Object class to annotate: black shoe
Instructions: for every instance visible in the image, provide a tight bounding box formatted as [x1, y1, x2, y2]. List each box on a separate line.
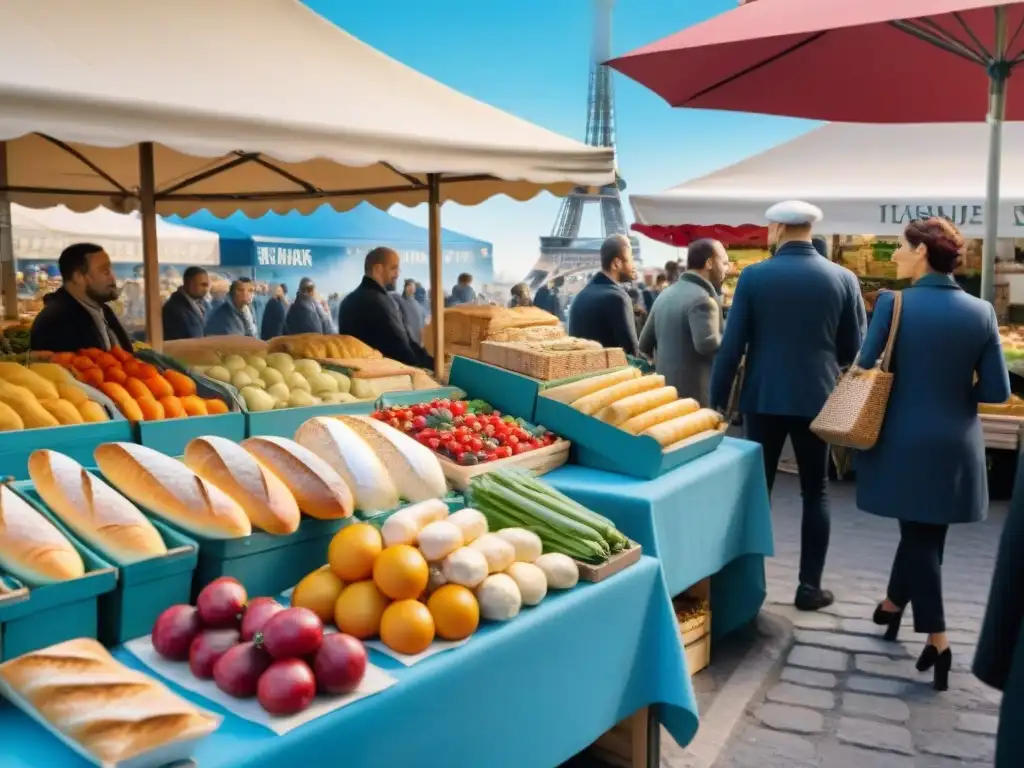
[794, 585, 834, 612]
[872, 603, 903, 642]
[932, 648, 952, 692]
[916, 644, 940, 672]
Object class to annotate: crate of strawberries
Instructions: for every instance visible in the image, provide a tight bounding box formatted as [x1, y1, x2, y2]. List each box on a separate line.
[369, 397, 569, 489]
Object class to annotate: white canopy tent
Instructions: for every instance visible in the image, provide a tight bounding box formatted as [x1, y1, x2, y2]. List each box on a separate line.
[11, 206, 220, 265]
[630, 122, 1024, 239]
[0, 0, 614, 373]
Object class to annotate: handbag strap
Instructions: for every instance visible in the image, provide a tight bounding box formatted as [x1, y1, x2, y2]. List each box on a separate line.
[879, 291, 903, 373]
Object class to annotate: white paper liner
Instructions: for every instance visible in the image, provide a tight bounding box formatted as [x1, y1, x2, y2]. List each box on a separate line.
[124, 636, 396, 735]
[364, 636, 469, 666]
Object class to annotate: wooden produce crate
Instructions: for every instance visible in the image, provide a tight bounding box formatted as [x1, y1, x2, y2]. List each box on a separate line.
[480, 339, 626, 381]
[589, 708, 653, 768]
[440, 439, 570, 491]
[981, 414, 1023, 451]
[675, 578, 712, 676]
[575, 540, 643, 583]
[424, 305, 563, 358]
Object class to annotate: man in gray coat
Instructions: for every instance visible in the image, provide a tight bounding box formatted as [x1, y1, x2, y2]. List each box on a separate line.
[639, 239, 730, 406]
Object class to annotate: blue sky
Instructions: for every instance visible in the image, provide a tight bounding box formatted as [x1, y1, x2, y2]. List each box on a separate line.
[304, 0, 819, 281]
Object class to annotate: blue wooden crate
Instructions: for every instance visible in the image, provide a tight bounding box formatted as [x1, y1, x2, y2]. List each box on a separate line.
[533, 395, 724, 480]
[448, 356, 543, 420]
[0, 518, 117, 661]
[245, 400, 375, 439]
[12, 482, 199, 646]
[375, 387, 467, 409]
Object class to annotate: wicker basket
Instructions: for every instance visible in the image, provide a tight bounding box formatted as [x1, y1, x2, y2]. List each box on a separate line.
[424, 305, 562, 358]
[480, 339, 621, 381]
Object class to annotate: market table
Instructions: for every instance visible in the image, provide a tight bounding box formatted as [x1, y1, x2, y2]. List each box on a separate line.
[0, 557, 697, 768]
[546, 437, 774, 640]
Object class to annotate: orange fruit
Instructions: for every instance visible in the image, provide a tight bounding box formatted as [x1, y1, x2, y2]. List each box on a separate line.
[78, 367, 104, 387]
[103, 367, 127, 385]
[180, 395, 209, 416]
[137, 398, 165, 421]
[124, 377, 150, 400]
[159, 395, 185, 419]
[380, 600, 435, 655]
[80, 348, 104, 361]
[111, 347, 133, 363]
[205, 398, 229, 415]
[426, 584, 480, 641]
[164, 369, 197, 397]
[334, 580, 390, 639]
[328, 523, 383, 582]
[292, 566, 344, 623]
[144, 375, 174, 399]
[373, 545, 429, 601]
[71, 355, 96, 371]
[118, 398, 143, 422]
[99, 382, 131, 403]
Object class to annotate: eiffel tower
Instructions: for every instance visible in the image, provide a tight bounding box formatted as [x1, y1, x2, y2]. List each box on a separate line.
[525, 0, 639, 290]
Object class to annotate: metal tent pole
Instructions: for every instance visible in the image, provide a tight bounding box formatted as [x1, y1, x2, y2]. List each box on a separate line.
[981, 6, 1008, 305]
[428, 173, 445, 382]
[139, 142, 163, 350]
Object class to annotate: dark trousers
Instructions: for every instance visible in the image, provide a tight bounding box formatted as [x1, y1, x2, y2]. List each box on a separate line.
[887, 520, 949, 634]
[745, 413, 830, 589]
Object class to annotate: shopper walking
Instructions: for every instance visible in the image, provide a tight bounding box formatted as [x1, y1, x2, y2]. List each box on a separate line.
[568, 235, 640, 356]
[857, 217, 1009, 690]
[710, 201, 866, 612]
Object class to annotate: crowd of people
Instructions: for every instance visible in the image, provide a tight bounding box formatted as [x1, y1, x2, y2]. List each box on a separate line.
[563, 204, 1010, 694]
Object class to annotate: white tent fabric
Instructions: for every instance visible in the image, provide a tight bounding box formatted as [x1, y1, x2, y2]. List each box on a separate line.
[0, 0, 614, 217]
[630, 123, 1024, 238]
[10, 206, 220, 265]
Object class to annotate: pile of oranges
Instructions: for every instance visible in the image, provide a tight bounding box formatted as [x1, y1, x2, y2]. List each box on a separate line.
[45, 347, 229, 422]
[292, 523, 480, 656]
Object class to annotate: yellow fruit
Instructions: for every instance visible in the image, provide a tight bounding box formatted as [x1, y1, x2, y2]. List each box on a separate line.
[373, 545, 429, 601]
[39, 399, 85, 426]
[380, 599, 435, 655]
[29, 362, 74, 387]
[334, 580, 390, 639]
[0, 400, 23, 431]
[426, 584, 480, 641]
[56, 381, 89, 406]
[328, 523, 383, 582]
[0, 382, 58, 428]
[292, 567, 344, 623]
[0, 362, 59, 400]
[77, 401, 109, 423]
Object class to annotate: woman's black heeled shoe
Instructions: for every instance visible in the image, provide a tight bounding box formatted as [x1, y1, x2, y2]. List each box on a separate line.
[928, 648, 951, 691]
[872, 603, 903, 642]
[916, 643, 939, 671]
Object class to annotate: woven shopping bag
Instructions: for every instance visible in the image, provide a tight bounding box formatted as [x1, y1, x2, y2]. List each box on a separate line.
[811, 291, 903, 450]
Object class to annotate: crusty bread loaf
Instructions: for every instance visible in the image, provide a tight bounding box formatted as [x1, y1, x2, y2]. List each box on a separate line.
[184, 436, 301, 535]
[0, 638, 220, 766]
[0, 484, 84, 585]
[94, 442, 251, 540]
[28, 450, 167, 565]
[240, 436, 354, 520]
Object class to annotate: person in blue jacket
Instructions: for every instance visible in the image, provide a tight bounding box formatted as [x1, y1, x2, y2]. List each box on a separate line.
[857, 217, 1009, 691]
[709, 201, 866, 612]
[284, 278, 333, 335]
[260, 283, 288, 341]
[568, 235, 640, 356]
[205, 278, 257, 338]
[161, 267, 209, 341]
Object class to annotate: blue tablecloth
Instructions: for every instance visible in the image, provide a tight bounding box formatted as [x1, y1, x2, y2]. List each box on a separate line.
[546, 437, 774, 639]
[0, 558, 697, 768]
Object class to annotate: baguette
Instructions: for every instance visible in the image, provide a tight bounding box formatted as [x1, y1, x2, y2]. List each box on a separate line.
[333, 415, 447, 502]
[0, 484, 84, 584]
[295, 417, 400, 511]
[241, 436, 354, 520]
[571, 374, 665, 416]
[28, 449, 167, 565]
[0, 638, 220, 766]
[540, 367, 641, 404]
[94, 442, 251, 540]
[183, 436, 301, 535]
[619, 398, 700, 435]
[643, 408, 722, 447]
[596, 386, 679, 427]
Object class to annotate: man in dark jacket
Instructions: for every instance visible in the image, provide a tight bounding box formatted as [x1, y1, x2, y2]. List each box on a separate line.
[339, 247, 433, 368]
[162, 266, 209, 341]
[30, 242, 132, 353]
[261, 283, 288, 340]
[285, 278, 333, 335]
[205, 278, 257, 337]
[534, 276, 565, 320]
[567, 235, 640, 356]
[709, 201, 866, 612]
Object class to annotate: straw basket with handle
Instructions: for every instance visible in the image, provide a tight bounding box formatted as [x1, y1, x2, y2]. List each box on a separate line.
[811, 291, 903, 450]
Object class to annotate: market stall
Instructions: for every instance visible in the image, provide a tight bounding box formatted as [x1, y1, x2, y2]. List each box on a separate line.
[176, 203, 494, 302]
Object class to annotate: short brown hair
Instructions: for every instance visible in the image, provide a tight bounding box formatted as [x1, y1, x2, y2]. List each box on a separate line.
[904, 217, 965, 274]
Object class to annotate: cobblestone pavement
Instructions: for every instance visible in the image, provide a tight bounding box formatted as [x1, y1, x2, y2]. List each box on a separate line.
[716, 473, 1007, 768]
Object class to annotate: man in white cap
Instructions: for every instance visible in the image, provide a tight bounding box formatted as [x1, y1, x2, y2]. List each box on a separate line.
[709, 201, 866, 612]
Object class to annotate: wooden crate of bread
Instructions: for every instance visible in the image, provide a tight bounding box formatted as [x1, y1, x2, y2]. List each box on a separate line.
[480, 338, 623, 380]
[674, 578, 711, 676]
[267, 334, 382, 360]
[424, 305, 563, 358]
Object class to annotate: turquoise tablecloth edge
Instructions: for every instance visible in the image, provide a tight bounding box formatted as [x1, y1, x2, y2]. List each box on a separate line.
[0, 557, 698, 768]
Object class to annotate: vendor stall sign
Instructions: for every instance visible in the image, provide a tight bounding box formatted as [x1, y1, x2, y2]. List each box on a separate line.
[878, 204, 986, 227]
[256, 245, 314, 267]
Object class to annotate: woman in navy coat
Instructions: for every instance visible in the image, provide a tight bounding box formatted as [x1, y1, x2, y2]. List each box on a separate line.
[855, 217, 1010, 691]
